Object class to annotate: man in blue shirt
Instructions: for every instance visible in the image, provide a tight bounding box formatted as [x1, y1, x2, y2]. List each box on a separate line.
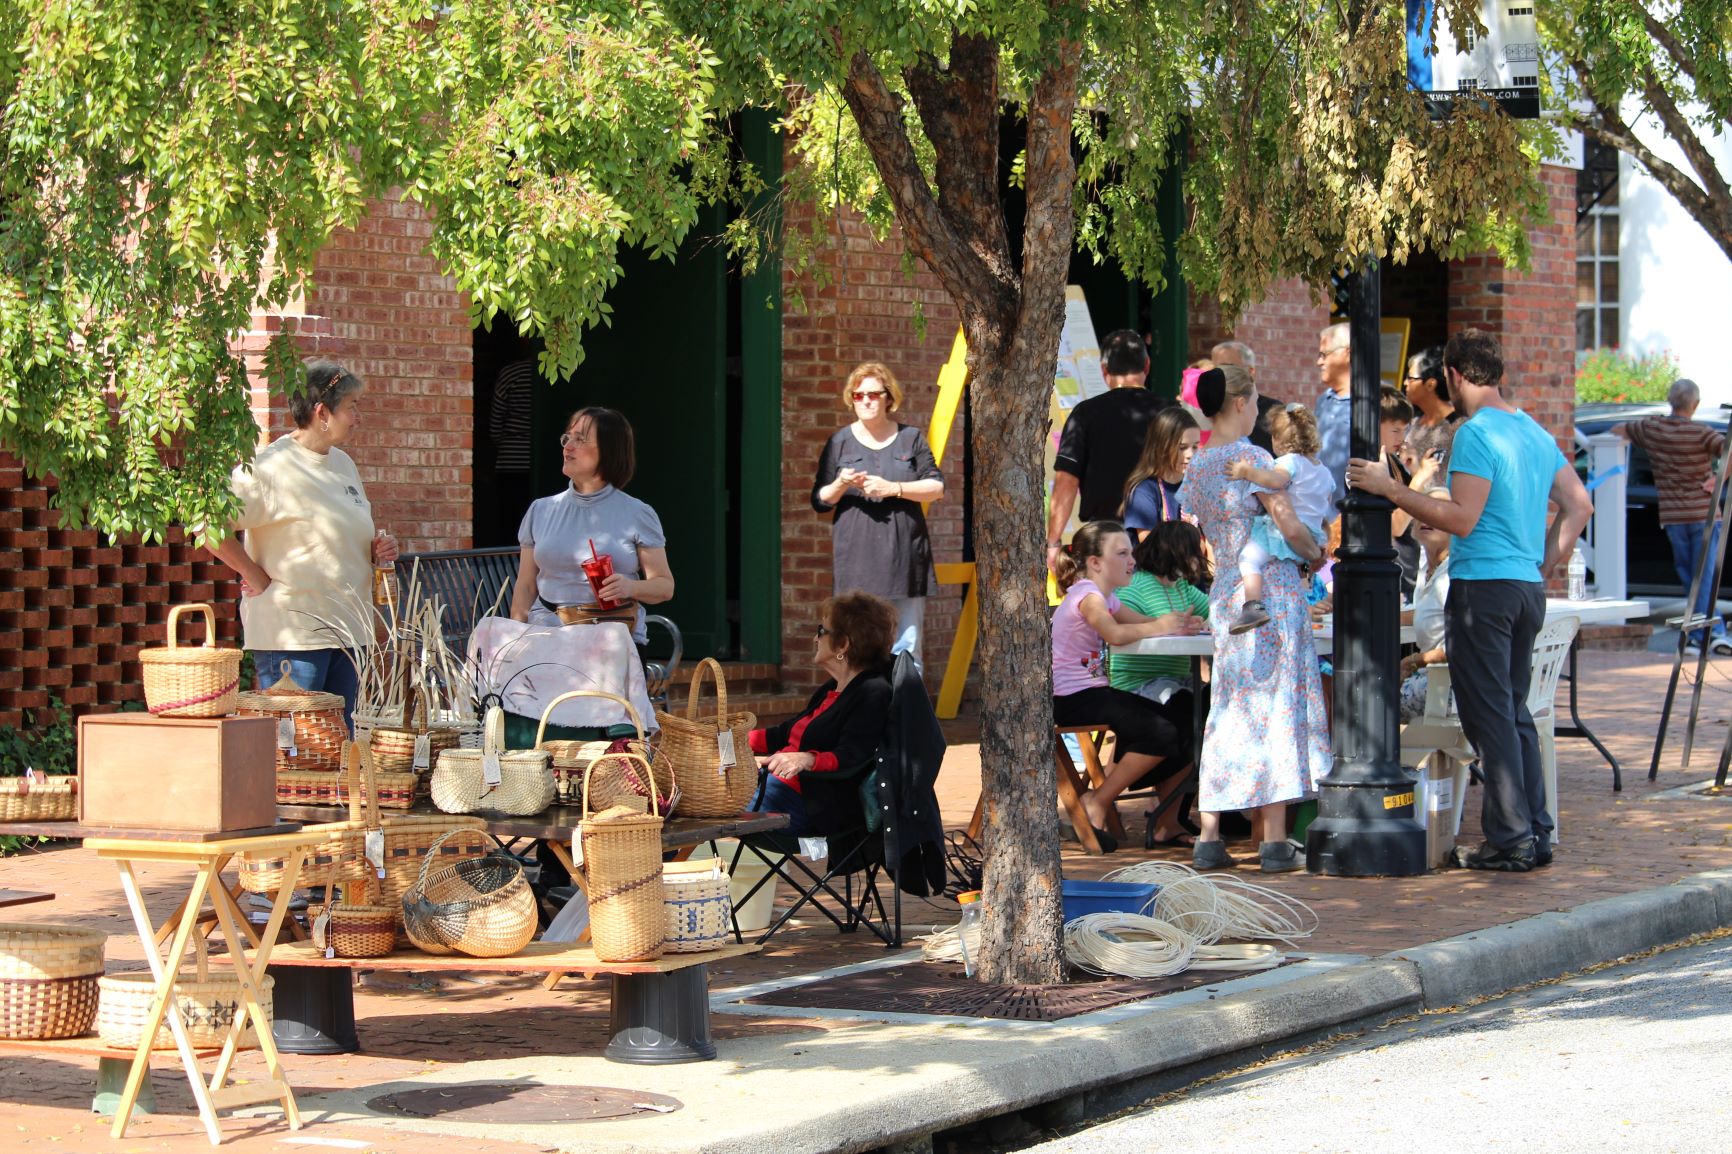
[1315, 322, 1353, 508]
[1348, 329, 1593, 872]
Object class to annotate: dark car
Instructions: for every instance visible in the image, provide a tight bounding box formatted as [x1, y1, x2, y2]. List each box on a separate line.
[1573, 402, 1731, 596]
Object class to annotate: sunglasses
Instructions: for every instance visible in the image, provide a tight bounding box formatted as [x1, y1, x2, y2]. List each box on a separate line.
[851, 390, 888, 403]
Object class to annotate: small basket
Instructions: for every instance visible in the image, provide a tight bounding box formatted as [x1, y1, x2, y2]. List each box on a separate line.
[275, 769, 342, 807]
[655, 658, 757, 818]
[401, 830, 538, 958]
[342, 768, 419, 810]
[242, 742, 376, 895]
[370, 686, 461, 775]
[0, 923, 104, 1040]
[96, 972, 274, 1050]
[378, 814, 491, 927]
[663, 859, 732, 953]
[138, 603, 242, 718]
[430, 706, 554, 816]
[311, 904, 397, 958]
[237, 661, 349, 774]
[0, 773, 78, 822]
[537, 690, 675, 813]
[579, 753, 666, 962]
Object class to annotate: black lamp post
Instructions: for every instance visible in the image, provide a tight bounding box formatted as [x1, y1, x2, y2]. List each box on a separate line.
[1304, 258, 1427, 876]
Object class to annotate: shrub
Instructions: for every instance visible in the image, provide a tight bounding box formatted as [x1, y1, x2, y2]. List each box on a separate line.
[1575, 348, 1679, 404]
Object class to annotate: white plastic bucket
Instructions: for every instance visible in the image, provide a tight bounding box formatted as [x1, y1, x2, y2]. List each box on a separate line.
[688, 838, 779, 933]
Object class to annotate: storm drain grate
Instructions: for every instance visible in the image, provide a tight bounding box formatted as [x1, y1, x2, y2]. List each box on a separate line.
[366, 1082, 682, 1124]
[742, 960, 1300, 1021]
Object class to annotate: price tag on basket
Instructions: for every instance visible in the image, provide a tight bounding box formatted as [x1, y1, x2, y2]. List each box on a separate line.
[482, 750, 502, 787]
[364, 830, 386, 879]
[412, 733, 432, 770]
[276, 717, 298, 758]
[717, 730, 736, 773]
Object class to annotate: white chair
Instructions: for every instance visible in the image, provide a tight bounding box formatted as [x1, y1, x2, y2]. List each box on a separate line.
[1527, 616, 1580, 842]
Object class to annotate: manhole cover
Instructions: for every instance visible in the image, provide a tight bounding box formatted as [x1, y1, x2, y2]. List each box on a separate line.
[366, 1082, 682, 1124]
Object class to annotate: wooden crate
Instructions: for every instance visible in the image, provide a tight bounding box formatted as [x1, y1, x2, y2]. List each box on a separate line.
[77, 715, 277, 833]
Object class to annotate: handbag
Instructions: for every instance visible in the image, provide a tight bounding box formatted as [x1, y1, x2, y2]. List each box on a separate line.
[429, 706, 554, 816]
[654, 658, 757, 818]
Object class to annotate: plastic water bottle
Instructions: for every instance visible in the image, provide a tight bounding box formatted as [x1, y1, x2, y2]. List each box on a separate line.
[1567, 543, 1587, 601]
[955, 890, 983, 978]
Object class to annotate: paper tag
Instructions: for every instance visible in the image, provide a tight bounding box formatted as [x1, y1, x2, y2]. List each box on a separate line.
[482, 751, 503, 787]
[364, 830, 385, 879]
[717, 731, 736, 771]
[412, 733, 431, 770]
[570, 835, 584, 869]
[312, 910, 331, 951]
[798, 836, 828, 861]
[325, 946, 336, 960]
[277, 717, 296, 750]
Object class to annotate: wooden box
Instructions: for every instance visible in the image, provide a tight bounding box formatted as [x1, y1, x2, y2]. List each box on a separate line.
[77, 714, 278, 833]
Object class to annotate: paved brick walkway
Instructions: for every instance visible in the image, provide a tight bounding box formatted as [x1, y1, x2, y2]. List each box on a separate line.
[1, 648, 1727, 1151]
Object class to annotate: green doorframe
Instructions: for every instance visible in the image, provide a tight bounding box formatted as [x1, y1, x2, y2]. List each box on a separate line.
[737, 110, 783, 663]
[1147, 144, 1188, 399]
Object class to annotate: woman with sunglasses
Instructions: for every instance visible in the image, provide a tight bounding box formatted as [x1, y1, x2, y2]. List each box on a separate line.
[509, 406, 673, 647]
[812, 362, 945, 668]
[208, 360, 396, 723]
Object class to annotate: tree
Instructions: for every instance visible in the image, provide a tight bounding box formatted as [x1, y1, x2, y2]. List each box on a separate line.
[1544, 0, 1731, 262]
[0, 0, 1541, 983]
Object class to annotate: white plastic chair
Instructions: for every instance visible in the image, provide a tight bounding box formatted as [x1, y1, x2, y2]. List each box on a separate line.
[1527, 616, 1580, 842]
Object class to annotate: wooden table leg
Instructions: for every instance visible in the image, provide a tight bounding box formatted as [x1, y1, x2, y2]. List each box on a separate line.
[1054, 741, 1105, 855]
[112, 860, 223, 1144]
[205, 850, 304, 1129]
[542, 839, 591, 991]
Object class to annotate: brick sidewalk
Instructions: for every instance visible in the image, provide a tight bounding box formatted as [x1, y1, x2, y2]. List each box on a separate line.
[1, 649, 1727, 1151]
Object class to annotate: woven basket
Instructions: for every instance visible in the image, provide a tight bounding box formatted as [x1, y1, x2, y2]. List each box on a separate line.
[0, 923, 105, 1040]
[342, 768, 419, 810]
[139, 603, 242, 718]
[311, 904, 397, 958]
[579, 753, 666, 962]
[401, 830, 538, 958]
[537, 690, 675, 813]
[370, 687, 460, 775]
[655, 657, 758, 819]
[237, 661, 349, 774]
[242, 742, 376, 895]
[378, 814, 491, 927]
[96, 972, 273, 1050]
[0, 774, 78, 822]
[663, 859, 732, 954]
[552, 599, 639, 626]
[430, 706, 553, 817]
[275, 769, 343, 807]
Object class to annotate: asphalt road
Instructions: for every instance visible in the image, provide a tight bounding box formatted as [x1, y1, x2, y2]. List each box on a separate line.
[1025, 934, 1732, 1154]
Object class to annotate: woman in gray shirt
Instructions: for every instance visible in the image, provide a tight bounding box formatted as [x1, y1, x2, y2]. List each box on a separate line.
[509, 407, 673, 645]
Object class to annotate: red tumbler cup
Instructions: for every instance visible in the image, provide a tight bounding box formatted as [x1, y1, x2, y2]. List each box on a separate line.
[581, 553, 620, 610]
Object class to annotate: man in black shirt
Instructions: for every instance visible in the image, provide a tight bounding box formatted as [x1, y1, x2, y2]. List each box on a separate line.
[1046, 330, 1170, 573]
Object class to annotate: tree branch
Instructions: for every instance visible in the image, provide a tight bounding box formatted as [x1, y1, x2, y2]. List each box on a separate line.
[902, 34, 1017, 292]
[839, 48, 1004, 316]
[1634, 61, 1732, 221]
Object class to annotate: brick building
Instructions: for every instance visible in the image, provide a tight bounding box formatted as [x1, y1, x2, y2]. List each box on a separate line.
[0, 163, 1580, 729]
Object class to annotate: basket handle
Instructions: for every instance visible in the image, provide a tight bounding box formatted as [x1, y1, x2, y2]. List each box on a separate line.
[580, 750, 661, 820]
[165, 603, 218, 651]
[481, 705, 506, 757]
[532, 690, 646, 748]
[685, 656, 728, 720]
[342, 740, 382, 828]
[413, 827, 504, 891]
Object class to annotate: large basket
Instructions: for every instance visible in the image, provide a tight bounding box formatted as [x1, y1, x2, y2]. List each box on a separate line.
[401, 830, 538, 958]
[96, 972, 273, 1050]
[241, 743, 376, 895]
[370, 686, 460, 775]
[536, 690, 675, 814]
[311, 904, 397, 959]
[0, 923, 105, 1040]
[237, 661, 348, 774]
[655, 658, 757, 818]
[0, 773, 78, 822]
[138, 603, 242, 718]
[378, 814, 491, 927]
[662, 859, 732, 954]
[430, 706, 554, 816]
[579, 753, 666, 962]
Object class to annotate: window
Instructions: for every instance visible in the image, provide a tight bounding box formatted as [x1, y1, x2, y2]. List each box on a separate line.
[1576, 140, 1620, 353]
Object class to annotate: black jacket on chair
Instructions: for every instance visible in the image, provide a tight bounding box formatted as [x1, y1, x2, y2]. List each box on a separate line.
[756, 669, 892, 837]
[869, 650, 948, 897]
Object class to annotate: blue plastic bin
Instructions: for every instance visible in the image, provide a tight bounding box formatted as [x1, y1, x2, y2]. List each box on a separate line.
[1061, 879, 1159, 922]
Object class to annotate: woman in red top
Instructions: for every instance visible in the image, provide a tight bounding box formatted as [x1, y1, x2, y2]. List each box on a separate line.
[748, 593, 897, 836]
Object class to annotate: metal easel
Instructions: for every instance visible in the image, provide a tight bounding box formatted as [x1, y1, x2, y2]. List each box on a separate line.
[1648, 405, 1732, 782]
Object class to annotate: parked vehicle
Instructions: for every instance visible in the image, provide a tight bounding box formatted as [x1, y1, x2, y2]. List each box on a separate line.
[1574, 402, 1731, 596]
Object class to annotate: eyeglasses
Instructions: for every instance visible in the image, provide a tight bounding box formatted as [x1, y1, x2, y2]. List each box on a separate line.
[851, 391, 888, 403]
[559, 432, 595, 448]
[814, 623, 831, 639]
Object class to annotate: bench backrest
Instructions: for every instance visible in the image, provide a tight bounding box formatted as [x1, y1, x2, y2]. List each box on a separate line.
[398, 546, 520, 652]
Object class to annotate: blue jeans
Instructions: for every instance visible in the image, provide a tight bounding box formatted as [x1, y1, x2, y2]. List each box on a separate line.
[250, 648, 361, 729]
[748, 773, 813, 837]
[1663, 522, 1725, 643]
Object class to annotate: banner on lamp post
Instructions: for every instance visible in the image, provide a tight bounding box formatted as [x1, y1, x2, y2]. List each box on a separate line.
[1407, 0, 1541, 120]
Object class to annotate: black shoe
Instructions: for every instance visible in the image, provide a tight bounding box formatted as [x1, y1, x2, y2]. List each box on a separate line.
[1533, 837, 1553, 868]
[1453, 839, 1536, 872]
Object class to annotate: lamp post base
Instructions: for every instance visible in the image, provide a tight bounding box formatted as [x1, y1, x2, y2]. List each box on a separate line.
[1305, 779, 1427, 876]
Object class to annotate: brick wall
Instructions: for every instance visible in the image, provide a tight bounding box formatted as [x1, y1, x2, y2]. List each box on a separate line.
[1189, 278, 1334, 406]
[780, 201, 965, 692]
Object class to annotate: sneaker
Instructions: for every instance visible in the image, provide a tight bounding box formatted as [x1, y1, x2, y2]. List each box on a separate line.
[1533, 837, 1553, 868]
[1229, 599, 1270, 635]
[1192, 840, 1236, 870]
[1259, 840, 1304, 873]
[1712, 636, 1732, 657]
[1452, 839, 1536, 872]
[1685, 639, 1703, 657]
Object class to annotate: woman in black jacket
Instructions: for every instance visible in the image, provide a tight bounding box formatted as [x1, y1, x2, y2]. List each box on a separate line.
[748, 592, 896, 836]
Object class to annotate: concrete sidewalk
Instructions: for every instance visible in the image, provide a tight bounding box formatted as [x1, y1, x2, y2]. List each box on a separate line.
[1, 646, 1730, 1153]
